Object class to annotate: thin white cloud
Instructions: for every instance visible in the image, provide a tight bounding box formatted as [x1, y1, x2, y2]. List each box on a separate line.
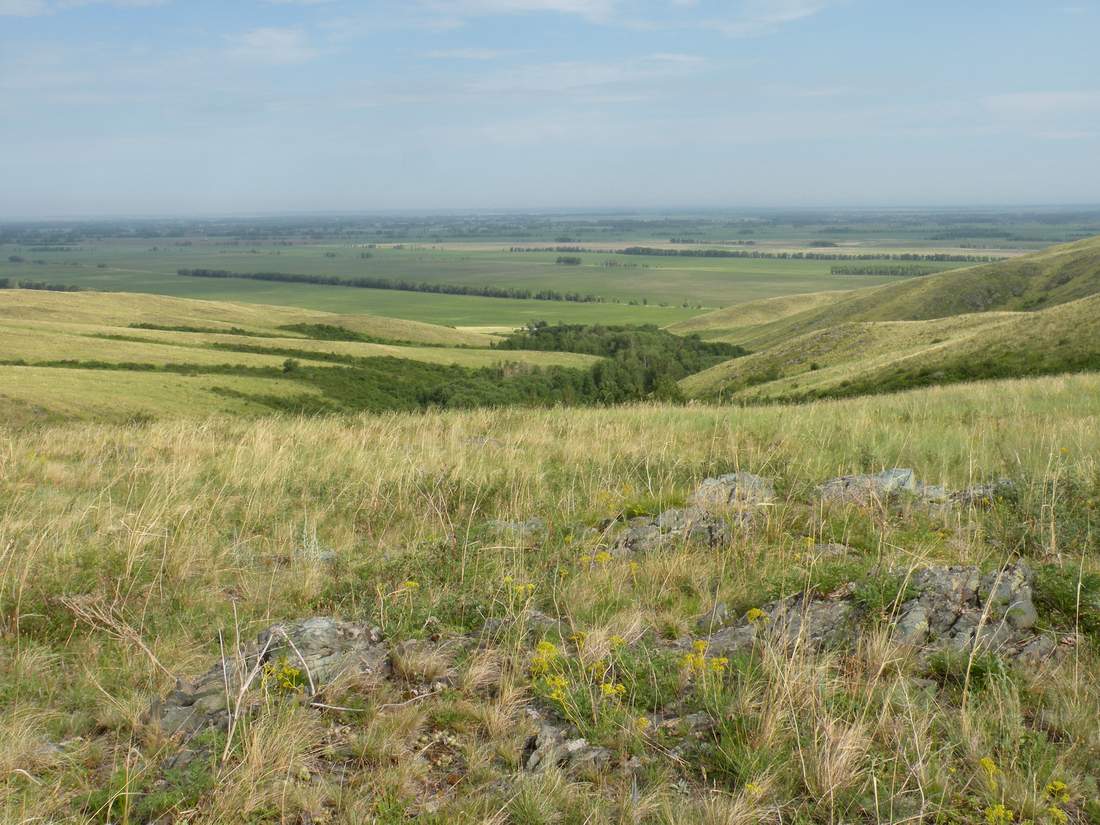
[420, 0, 618, 23]
[226, 27, 320, 64]
[984, 90, 1100, 118]
[0, 0, 48, 14]
[1, 0, 167, 13]
[709, 0, 829, 37]
[424, 47, 515, 60]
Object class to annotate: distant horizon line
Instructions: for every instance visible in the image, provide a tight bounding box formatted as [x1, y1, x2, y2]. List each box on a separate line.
[4, 202, 1100, 223]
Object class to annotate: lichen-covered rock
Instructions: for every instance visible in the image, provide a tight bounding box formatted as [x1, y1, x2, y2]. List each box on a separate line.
[489, 517, 547, 544]
[689, 472, 775, 510]
[697, 594, 858, 656]
[818, 468, 917, 506]
[891, 563, 1045, 659]
[610, 507, 734, 555]
[524, 724, 611, 773]
[691, 562, 1052, 666]
[147, 617, 387, 738]
[950, 479, 1016, 508]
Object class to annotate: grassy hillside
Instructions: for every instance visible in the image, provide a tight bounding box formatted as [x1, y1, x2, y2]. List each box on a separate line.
[678, 235, 1100, 351]
[684, 294, 1100, 402]
[0, 289, 494, 347]
[4, 375, 1100, 823]
[680, 235, 1100, 401]
[0, 290, 619, 423]
[666, 289, 855, 342]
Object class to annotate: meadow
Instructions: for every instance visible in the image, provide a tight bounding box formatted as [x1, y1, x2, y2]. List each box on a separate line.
[3, 374, 1100, 823]
[0, 216, 1029, 327]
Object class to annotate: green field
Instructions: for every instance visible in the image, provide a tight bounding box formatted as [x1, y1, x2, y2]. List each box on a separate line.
[0, 238, 970, 327]
[0, 291, 607, 424]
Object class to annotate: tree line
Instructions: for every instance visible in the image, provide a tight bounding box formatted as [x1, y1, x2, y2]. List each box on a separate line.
[510, 246, 995, 263]
[0, 279, 84, 291]
[829, 265, 939, 277]
[176, 269, 605, 303]
[614, 247, 996, 262]
[493, 321, 746, 401]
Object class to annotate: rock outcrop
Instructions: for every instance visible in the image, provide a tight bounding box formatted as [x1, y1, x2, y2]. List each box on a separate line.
[688, 562, 1054, 664]
[147, 617, 388, 738]
[688, 472, 775, 509]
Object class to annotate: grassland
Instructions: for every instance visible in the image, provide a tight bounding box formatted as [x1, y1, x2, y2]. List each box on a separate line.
[680, 236, 1100, 401]
[4, 373, 1100, 823]
[678, 235, 1100, 351]
[0, 291, 610, 423]
[0, 239, 956, 327]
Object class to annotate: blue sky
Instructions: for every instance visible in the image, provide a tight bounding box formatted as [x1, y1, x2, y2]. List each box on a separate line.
[1, 0, 1098, 216]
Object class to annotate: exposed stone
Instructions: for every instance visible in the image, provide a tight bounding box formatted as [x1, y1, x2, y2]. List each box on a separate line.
[610, 507, 734, 555]
[489, 517, 547, 543]
[818, 468, 917, 506]
[524, 724, 611, 773]
[950, 479, 1016, 508]
[688, 472, 775, 510]
[698, 594, 858, 656]
[147, 617, 387, 739]
[690, 562, 1052, 666]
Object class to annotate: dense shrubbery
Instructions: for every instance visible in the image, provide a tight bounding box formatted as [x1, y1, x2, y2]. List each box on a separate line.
[177, 268, 603, 303]
[14, 322, 747, 414]
[829, 264, 939, 277]
[617, 247, 994, 262]
[494, 322, 746, 401]
[0, 279, 84, 291]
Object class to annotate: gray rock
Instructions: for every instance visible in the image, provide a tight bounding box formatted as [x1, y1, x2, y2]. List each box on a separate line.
[979, 563, 1038, 630]
[524, 724, 611, 773]
[689, 472, 775, 510]
[490, 517, 547, 543]
[818, 468, 918, 506]
[950, 479, 1016, 508]
[700, 594, 857, 656]
[147, 617, 388, 738]
[692, 562, 1053, 667]
[610, 507, 733, 555]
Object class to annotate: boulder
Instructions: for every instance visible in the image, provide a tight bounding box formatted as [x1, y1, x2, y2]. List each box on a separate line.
[524, 724, 611, 773]
[818, 468, 917, 506]
[689, 472, 775, 510]
[147, 617, 388, 738]
[610, 507, 733, 555]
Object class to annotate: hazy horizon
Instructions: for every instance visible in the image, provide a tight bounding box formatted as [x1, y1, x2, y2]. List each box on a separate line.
[2, 0, 1099, 218]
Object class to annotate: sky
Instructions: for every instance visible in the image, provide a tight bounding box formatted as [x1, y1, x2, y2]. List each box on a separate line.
[1, 0, 1099, 217]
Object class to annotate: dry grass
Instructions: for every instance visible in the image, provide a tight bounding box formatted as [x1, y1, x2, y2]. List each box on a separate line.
[2, 374, 1100, 821]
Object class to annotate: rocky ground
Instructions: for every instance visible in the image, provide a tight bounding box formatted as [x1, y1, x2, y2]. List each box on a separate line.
[128, 469, 1096, 824]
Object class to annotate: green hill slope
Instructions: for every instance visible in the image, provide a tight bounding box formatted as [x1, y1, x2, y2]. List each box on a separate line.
[666, 289, 854, 342]
[0, 289, 495, 347]
[677, 235, 1100, 350]
[684, 294, 1100, 402]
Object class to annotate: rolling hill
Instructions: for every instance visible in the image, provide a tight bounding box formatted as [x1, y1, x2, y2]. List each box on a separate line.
[680, 235, 1100, 401]
[673, 234, 1100, 350]
[0, 290, 600, 424]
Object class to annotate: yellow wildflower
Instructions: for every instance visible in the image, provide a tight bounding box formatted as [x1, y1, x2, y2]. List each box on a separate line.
[634, 716, 651, 732]
[746, 607, 768, 625]
[403, 580, 420, 590]
[980, 756, 1000, 787]
[530, 640, 560, 676]
[609, 635, 627, 649]
[708, 656, 729, 674]
[594, 551, 613, 566]
[599, 682, 626, 700]
[1046, 780, 1070, 804]
[1047, 807, 1069, 825]
[984, 804, 1014, 825]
